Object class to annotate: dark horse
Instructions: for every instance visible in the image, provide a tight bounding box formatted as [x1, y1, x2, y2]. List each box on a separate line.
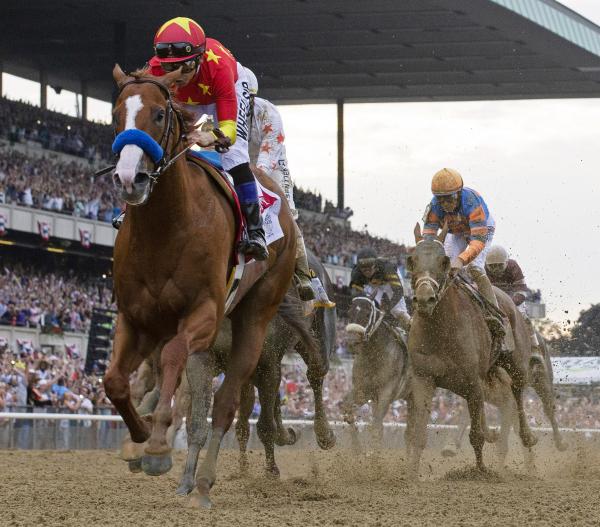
[104, 65, 297, 508]
[405, 223, 537, 475]
[342, 295, 409, 447]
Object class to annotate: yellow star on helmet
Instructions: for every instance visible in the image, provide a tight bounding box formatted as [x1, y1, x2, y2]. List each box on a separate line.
[157, 17, 195, 38]
[186, 97, 199, 105]
[198, 83, 212, 95]
[205, 49, 221, 64]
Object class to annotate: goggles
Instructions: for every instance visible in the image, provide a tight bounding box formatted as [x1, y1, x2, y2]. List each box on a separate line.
[160, 58, 198, 74]
[358, 258, 376, 270]
[154, 42, 204, 59]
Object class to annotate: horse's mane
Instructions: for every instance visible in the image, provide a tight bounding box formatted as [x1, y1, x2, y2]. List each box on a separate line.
[126, 67, 198, 134]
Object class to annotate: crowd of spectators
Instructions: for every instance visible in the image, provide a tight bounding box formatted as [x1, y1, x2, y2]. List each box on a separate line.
[0, 149, 121, 222]
[0, 261, 114, 334]
[0, 97, 112, 161]
[298, 213, 408, 268]
[0, 350, 107, 413]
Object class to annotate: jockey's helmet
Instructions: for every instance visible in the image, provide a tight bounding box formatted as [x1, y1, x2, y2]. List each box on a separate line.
[244, 67, 259, 95]
[485, 245, 509, 274]
[357, 248, 377, 273]
[431, 168, 463, 196]
[153, 17, 206, 63]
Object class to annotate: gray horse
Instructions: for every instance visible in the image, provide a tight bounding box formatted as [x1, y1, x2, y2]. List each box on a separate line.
[176, 250, 337, 497]
[342, 295, 409, 448]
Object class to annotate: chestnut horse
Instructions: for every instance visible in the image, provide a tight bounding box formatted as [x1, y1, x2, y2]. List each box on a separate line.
[103, 65, 296, 508]
[405, 224, 537, 475]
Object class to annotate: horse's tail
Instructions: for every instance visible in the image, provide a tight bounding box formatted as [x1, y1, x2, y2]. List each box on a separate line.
[307, 249, 337, 361]
[277, 294, 319, 356]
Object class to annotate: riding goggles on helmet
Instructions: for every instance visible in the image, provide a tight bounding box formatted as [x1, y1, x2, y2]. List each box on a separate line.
[160, 58, 198, 74]
[154, 42, 204, 59]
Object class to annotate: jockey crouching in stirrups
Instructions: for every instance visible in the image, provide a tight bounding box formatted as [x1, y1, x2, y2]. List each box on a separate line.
[486, 245, 543, 359]
[350, 248, 411, 333]
[244, 69, 334, 308]
[422, 168, 510, 353]
[113, 16, 268, 260]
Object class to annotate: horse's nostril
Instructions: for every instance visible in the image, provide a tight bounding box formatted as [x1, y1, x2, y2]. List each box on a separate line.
[426, 296, 436, 304]
[113, 173, 121, 186]
[134, 172, 148, 184]
[412, 296, 417, 304]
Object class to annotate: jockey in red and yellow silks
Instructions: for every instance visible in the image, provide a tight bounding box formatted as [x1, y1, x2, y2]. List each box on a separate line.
[141, 16, 267, 260]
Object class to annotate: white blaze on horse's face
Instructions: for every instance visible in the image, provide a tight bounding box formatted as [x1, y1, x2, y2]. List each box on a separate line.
[115, 94, 144, 195]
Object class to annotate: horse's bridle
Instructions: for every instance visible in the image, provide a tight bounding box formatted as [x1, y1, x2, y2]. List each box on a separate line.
[96, 78, 189, 192]
[351, 296, 385, 341]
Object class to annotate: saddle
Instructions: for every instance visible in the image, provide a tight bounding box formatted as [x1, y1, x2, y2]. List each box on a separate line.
[454, 274, 514, 367]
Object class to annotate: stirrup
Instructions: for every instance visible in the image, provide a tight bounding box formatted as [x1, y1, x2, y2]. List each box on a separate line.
[239, 232, 268, 261]
[295, 278, 316, 301]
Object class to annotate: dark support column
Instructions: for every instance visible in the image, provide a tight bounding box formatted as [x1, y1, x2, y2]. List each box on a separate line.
[81, 80, 88, 121]
[337, 98, 344, 210]
[112, 21, 127, 106]
[40, 70, 47, 109]
[0, 62, 3, 97]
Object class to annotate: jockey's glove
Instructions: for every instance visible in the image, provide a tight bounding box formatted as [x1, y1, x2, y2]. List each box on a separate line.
[450, 257, 464, 275]
[186, 130, 218, 148]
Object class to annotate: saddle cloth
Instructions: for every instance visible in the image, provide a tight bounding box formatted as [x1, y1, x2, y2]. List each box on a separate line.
[187, 150, 284, 315]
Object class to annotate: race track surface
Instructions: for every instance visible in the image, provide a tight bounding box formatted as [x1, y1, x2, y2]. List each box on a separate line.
[2, 443, 600, 526]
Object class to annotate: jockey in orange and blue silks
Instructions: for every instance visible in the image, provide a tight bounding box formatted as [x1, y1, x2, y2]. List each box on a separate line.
[422, 168, 499, 310]
[113, 17, 268, 260]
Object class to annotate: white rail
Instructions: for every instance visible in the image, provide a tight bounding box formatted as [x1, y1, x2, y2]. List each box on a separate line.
[1, 412, 599, 434]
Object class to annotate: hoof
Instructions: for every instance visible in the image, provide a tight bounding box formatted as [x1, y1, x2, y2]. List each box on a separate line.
[316, 429, 336, 450]
[120, 436, 146, 462]
[176, 477, 195, 496]
[441, 444, 458, 458]
[555, 439, 568, 452]
[265, 465, 280, 479]
[141, 453, 173, 476]
[128, 458, 143, 473]
[275, 427, 298, 446]
[521, 433, 538, 449]
[187, 492, 213, 510]
[485, 429, 500, 444]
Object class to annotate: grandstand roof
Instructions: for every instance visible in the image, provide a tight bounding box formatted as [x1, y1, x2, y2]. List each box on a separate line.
[2, 0, 600, 104]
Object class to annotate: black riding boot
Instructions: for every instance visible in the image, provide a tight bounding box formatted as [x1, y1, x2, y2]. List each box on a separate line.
[239, 201, 269, 261]
[112, 211, 125, 230]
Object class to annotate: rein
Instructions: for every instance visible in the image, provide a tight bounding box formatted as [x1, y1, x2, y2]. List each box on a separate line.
[95, 78, 193, 189]
[351, 296, 385, 341]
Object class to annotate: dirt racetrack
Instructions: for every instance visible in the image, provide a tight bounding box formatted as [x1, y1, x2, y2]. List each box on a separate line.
[2, 443, 600, 527]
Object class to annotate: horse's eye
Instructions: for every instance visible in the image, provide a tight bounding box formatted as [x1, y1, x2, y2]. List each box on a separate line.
[155, 110, 165, 123]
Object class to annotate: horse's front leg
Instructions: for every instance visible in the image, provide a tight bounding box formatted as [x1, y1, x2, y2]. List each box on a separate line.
[176, 351, 214, 495]
[405, 374, 434, 478]
[105, 315, 152, 447]
[143, 305, 218, 477]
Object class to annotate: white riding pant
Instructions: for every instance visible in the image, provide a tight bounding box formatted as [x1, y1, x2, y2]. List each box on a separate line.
[444, 226, 495, 274]
[270, 167, 297, 219]
[185, 62, 250, 171]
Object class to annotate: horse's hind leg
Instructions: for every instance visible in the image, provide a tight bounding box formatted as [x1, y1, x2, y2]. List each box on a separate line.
[442, 403, 469, 458]
[235, 383, 255, 475]
[531, 360, 567, 451]
[274, 390, 298, 446]
[176, 351, 213, 495]
[255, 365, 283, 477]
[297, 343, 336, 450]
[511, 381, 538, 449]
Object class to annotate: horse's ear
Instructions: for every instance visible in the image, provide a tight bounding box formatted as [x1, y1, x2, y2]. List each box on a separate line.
[414, 223, 423, 244]
[406, 255, 414, 273]
[113, 64, 129, 87]
[438, 220, 449, 244]
[159, 67, 185, 89]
